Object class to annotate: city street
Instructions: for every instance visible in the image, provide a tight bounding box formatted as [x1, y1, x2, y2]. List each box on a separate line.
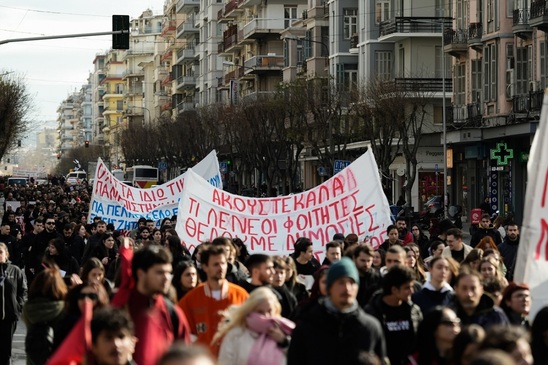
[13, 320, 26, 365]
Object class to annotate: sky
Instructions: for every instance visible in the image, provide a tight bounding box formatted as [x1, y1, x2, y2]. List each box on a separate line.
[1, 1, 162, 138]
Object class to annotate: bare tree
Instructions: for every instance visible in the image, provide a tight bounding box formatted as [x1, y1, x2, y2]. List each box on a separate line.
[0, 73, 31, 160]
[351, 78, 433, 203]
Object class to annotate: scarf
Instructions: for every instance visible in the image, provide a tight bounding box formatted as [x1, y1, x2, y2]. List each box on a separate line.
[245, 312, 295, 365]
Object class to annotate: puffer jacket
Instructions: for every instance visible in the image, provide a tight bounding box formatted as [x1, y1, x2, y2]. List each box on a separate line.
[0, 261, 27, 321]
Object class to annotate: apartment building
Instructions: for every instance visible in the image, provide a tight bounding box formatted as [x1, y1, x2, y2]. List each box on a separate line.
[442, 0, 541, 221]
[78, 83, 93, 144]
[91, 54, 106, 145]
[101, 50, 126, 166]
[124, 10, 164, 128]
[57, 92, 80, 152]
[217, 0, 307, 103]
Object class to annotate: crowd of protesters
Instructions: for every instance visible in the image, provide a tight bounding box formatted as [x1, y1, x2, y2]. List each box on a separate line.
[0, 178, 546, 365]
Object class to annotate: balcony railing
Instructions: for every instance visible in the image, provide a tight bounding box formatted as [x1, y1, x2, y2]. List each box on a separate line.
[177, 0, 199, 13]
[443, 28, 468, 45]
[177, 101, 196, 112]
[243, 18, 285, 39]
[161, 50, 173, 63]
[161, 20, 176, 36]
[513, 90, 544, 113]
[513, 8, 531, 25]
[531, 0, 548, 18]
[224, 0, 238, 15]
[244, 55, 285, 70]
[468, 23, 483, 41]
[446, 103, 482, 126]
[380, 17, 452, 37]
[394, 78, 452, 93]
[176, 47, 195, 61]
[161, 101, 173, 111]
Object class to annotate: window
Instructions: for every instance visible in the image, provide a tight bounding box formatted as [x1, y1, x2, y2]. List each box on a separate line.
[483, 43, 497, 102]
[344, 9, 358, 39]
[375, 51, 393, 80]
[398, 47, 406, 77]
[284, 6, 298, 28]
[376, 0, 390, 23]
[454, 63, 465, 105]
[304, 30, 312, 59]
[296, 39, 304, 65]
[516, 46, 528, 95]
[116, 100, 124, 111]
[344, 69, 358, 92]
[435, 46, 451, 78]
[541, 42, 547, 88]
[471, 59, 482, 103]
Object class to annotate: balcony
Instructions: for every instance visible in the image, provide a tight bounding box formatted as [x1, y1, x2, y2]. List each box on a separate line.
[161, 101, 173, 111]
[530, 0, 548, 32]
[446, 103, 483, 128]
[177, 0, 199, 13]
[512, 90, 544, 113]
[242, 91, 276, 102]
[468, 23, 483, 51]
[122, 69, 143, 79]
[219, 26, 241, 55]
[224, 0, 244, 17]
[161, 20, 176, 36]
[394, 78, 452, 93]
[379, 17, 452, 42]
[176, 47, 196, 64]
[243, 55, 284, 73]
[238, 0, 261, 8]
[177, 101, 196, 112]
[161, 74, 173, 86]
[243, 18, 285, 39]
[161, 50, 173, 63]
[443, 28, 468, 57]
[176, 75, 197, 89]
[124, 87, 144, 97]
[513, 8, 532, 38]
[177, 17, 198, 38]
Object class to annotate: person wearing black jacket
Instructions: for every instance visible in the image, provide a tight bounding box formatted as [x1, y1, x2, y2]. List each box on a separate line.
[61, 224, 85, 265]
[44, 238, 80, 284]
[0, 242, 27, 365]
[470, 214, 502, 247]
[22, 218, 45, 284]
[28, 217, 60, 284]
[288, 258, 386, 364]
[498, 223, 520, 281]
[365, 265, 423, 365]
[352, 244, 381, 306]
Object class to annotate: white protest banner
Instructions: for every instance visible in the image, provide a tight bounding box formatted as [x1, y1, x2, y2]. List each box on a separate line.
[175, 149, 392, 257]
[89, 150, 222, 230]
[514, 90, 548, 319]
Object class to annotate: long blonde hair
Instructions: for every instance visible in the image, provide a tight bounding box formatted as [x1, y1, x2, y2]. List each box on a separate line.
[212, 287, 281, 345]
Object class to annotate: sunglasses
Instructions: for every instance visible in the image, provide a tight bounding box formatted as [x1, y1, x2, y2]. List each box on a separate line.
[78, 292, 99, 300]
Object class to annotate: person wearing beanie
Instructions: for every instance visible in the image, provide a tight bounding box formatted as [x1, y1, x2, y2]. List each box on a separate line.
[288, 257, 387, 364]
[500, 282, 531, 329]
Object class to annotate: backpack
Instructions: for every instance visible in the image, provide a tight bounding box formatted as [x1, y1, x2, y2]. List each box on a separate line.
[164, 298, 180, 339]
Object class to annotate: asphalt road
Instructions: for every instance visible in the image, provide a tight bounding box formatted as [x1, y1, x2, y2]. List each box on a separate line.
[12, 319, 26, 365]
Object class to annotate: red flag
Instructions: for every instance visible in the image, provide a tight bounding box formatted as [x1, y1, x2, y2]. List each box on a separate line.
[46, 299, 93, 365]
[111, 238, 135, 308]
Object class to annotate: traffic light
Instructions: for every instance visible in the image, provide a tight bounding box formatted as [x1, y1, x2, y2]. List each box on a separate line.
[112, 15, 130, 50]
[85, 140, 90, 148]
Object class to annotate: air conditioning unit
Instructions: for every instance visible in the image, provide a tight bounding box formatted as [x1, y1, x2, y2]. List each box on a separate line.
[530, 80, 540, 92]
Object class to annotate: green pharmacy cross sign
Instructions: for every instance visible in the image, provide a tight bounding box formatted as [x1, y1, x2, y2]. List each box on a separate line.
[491, 142, 514, 166]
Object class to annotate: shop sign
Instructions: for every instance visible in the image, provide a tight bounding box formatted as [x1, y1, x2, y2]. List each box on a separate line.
[490, 142, 514, 166]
